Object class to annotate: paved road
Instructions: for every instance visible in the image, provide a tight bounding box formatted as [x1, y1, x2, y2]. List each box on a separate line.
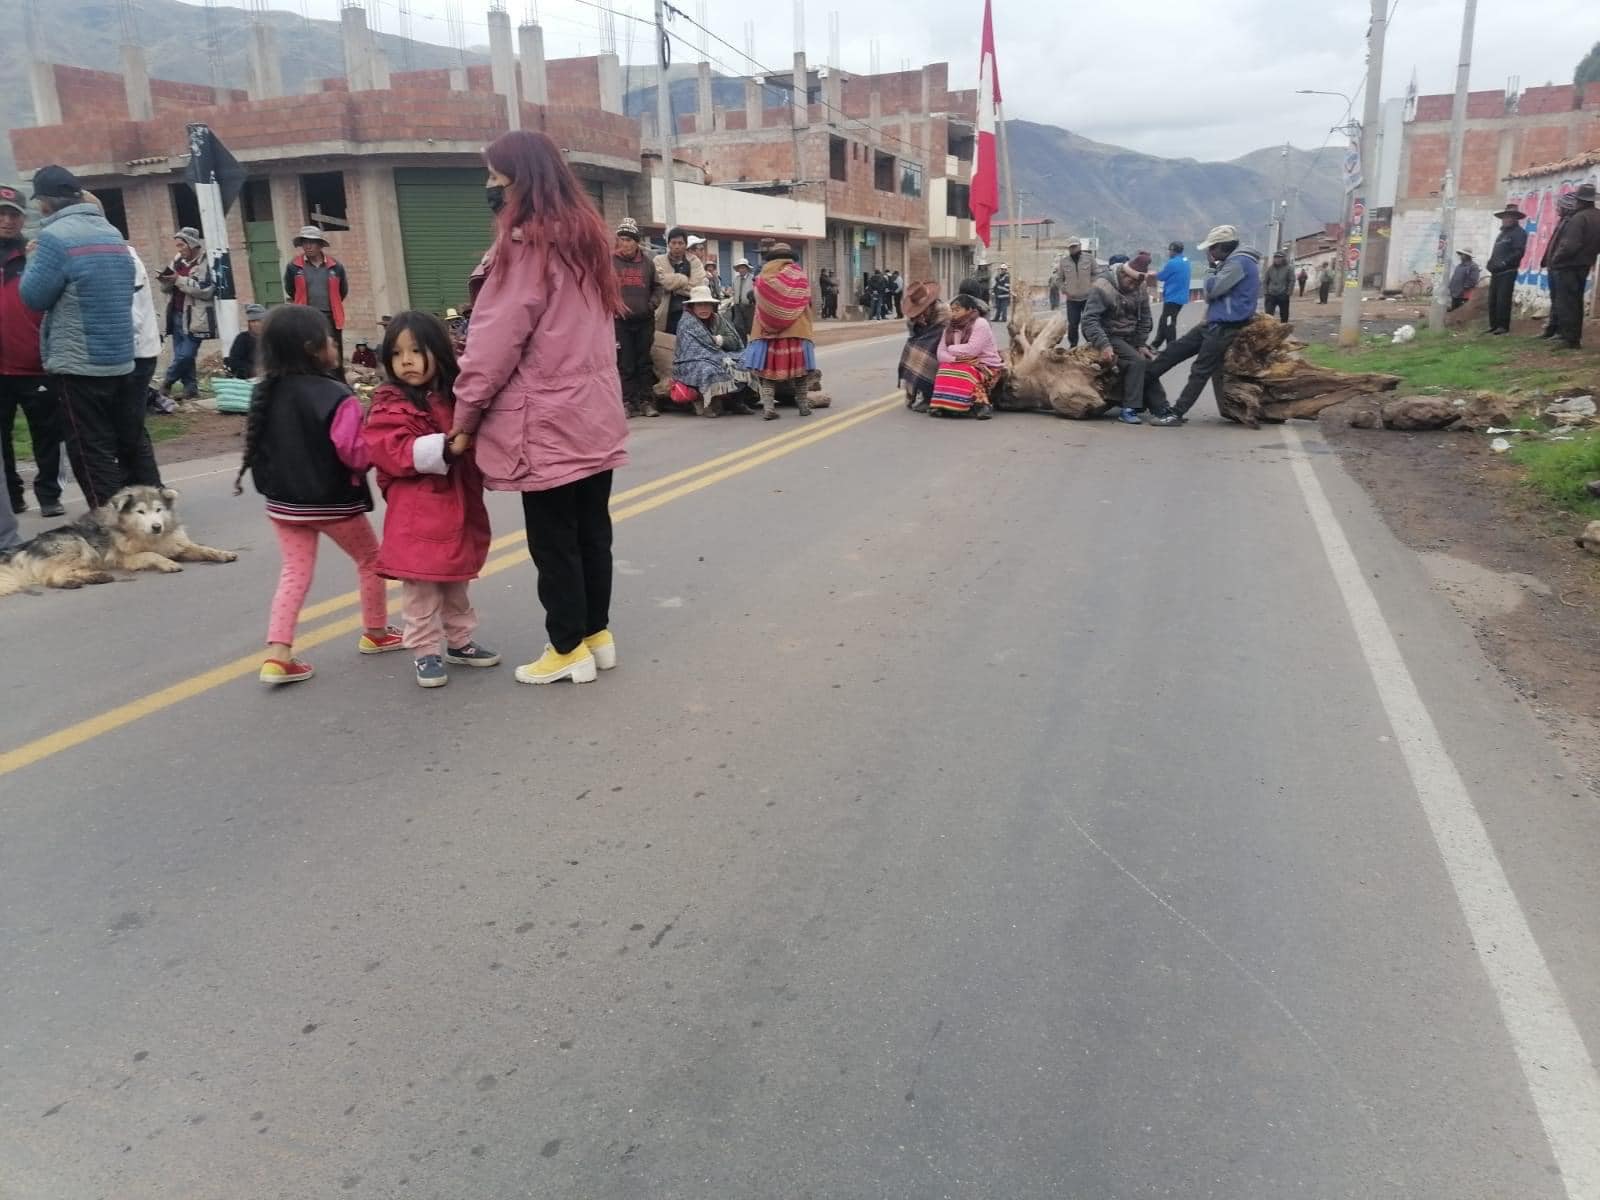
[4, 328, 1600, 1200]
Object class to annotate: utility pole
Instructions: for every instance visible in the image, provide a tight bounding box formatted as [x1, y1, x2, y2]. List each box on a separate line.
[653, 0, 677, 233]
[1429, 0, 1477, 331]
[1340, 0, 1387, 347]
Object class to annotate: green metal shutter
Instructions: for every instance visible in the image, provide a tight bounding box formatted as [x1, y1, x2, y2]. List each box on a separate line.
[394, 168, 495, 316]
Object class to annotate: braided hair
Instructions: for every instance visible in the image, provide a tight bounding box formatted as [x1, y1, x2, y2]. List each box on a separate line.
[233, 305, 336, 495]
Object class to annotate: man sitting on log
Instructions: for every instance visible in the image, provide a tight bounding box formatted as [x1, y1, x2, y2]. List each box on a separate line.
[1145, 224, 1261, 427]
[1080, 251, 1173, 425]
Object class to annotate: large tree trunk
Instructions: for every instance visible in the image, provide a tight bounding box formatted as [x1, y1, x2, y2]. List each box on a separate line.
[1216, 316, 1401, 427]
[998, 313, 1116, 418]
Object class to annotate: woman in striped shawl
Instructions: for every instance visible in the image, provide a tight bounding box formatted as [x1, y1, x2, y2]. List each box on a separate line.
[897, 280, 948, 412]
[928, 294, 1003, 419]
[739, 243, 817, 420]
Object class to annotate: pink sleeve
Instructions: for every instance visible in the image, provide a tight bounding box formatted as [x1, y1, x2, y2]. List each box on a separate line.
[451, 242, 541, 435]
[328, 395, 370, 472]
[936, 335, 955, 364]
[973, 320, 1002, 366]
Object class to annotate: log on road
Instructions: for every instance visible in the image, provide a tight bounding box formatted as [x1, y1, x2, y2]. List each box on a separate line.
[999, 312, 1401, 426]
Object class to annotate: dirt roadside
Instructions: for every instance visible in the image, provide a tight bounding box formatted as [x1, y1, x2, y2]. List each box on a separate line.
[1287, 306, 1600, 791]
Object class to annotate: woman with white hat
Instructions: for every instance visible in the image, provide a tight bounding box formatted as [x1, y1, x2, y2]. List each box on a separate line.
[670, 285, 753, 417]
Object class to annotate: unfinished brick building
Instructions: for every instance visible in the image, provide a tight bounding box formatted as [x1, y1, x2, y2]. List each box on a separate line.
[655, 57, 980, 305]
[9, 7, 641, 344]
[1388, 81, 1600, 304]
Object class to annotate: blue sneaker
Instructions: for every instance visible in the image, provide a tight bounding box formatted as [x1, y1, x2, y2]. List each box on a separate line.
[445, 642, 501, 668]
[415, 655, 448, 688]
[1118, 407, 1142, 424]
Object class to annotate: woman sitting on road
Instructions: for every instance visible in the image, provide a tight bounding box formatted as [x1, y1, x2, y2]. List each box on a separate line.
[448, 128, 628, 687]
[897, 280, 948, 413]
[740, 242, 816, 420]
[670, 286, 755, 418]
[928, 294, 1004, 420]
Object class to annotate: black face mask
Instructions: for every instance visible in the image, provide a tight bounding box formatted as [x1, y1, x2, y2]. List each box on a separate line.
[486, 185, 506, 214]
[0, 235, 23, 253]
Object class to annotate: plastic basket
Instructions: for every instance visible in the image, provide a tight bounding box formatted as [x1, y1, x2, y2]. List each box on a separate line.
[212, 377, 255, 414]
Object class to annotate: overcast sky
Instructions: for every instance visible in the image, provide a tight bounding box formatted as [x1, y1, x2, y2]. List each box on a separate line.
[307, 0, 1595, 161]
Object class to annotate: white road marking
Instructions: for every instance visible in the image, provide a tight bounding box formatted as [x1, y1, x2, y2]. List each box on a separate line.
[1283, 423, 1600, 1198]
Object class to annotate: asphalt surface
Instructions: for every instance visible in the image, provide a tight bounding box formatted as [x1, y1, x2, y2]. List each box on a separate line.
[3, 323, 1600, 1200]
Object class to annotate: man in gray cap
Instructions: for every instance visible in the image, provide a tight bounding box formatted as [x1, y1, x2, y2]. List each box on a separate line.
[20, 164, 149, 510]
[157, 225, 215, 400]
[284, 226, 349, 364]
[225, 303, 267, 379]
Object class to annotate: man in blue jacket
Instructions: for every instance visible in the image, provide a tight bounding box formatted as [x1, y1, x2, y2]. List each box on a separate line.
[1145, 224, 1261, 426]
[20, 165, 151, 510]
[1151, 240, 1191, 349]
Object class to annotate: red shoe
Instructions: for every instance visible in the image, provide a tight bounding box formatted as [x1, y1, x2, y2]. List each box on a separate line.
[260, 657, 315, 686]
[357, 626, 404, 654]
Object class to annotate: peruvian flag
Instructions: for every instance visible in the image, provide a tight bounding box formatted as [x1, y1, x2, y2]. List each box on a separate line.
[969, 0, 1002, 247]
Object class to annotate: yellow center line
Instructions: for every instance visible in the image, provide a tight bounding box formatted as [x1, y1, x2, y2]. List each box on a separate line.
[0, 393, 902, 777]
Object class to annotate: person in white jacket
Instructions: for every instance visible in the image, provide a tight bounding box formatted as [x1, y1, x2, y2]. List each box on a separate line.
[128, 246, 165, 412]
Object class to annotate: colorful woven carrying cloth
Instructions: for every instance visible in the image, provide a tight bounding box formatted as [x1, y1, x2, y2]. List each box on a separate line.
[929, 361, 999, 414]
[751, 260, 814, 341]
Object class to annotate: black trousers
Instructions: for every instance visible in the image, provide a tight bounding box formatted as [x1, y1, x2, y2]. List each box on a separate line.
[821, 291, 838, 319]
[1265, 293, 1290, 322]
[1297, 280, 1307, 296]
[615, 316, 655, 410]
[1, 374, 64, 508]
[1064, 299, 1087, 347]
[55, 371, 159, 510]
[1548, 267, 1588, 348]
[1152, 301, 1183, 348]
[994, 296, 1011, 322]
[1149, 320, 1247, 416]
[521, 470, 614, 655]
[1318, 283, 1332, 304]
[1107, 338, 1168, 413]
[1487, 271, 1516, 331]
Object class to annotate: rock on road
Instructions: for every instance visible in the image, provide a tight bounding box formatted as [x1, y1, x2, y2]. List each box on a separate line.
[2, 331, 1599, 1200]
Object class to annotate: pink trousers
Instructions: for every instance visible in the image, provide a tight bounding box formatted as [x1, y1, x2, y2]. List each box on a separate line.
[268, 515, 388, 646]
[400, 581, 478, 658]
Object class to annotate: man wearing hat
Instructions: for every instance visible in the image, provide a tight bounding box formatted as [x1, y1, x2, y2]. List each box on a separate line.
[1447, 247, 1481, 312]
[19, 165, 150, 509]
[224, 303, 267, 379]
[1546, 181, 1600, 350]
[1146, 224, 1261, 426]
[283, 225, 349, 363]
[0, 182, 66, 518]
[730, 257, 756, 338]
[156, 226, 216, 400]
[1056, 239, 1099, 348]
[612, 216, 661, 418]
[1484, 203, 1528, 335]
[1081, 251, 1171, 425]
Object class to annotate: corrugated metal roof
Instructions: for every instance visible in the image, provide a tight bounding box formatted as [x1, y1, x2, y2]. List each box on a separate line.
[1508, 147, 1600, 179]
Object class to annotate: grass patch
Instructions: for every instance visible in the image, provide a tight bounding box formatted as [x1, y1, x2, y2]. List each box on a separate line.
[1301, 328, 1595, 397]
[8, 412, 194, 462]
[1508, 431, 1600, 519]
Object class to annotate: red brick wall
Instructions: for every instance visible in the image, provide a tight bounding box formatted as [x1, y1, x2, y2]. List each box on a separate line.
[1466, 89, 1507, 119]
[1514, 125, 1571, 172]
[53, 65, 131, 122]
[840, 70, 921, 119]
[536, 105, 639, 162]
[1587, 84, 1600, 111]
[151, 79, 246, 111]
[390, 68, 455, 93]
[545, 58, 602, 108]
[1520, 84, 1576, 115]
[1460, 128, 1501, 193]
[1413, 94, 1453, 122]
[1404, 131, 1448, 197]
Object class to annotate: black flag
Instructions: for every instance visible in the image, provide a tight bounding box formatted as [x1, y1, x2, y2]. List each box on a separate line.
[185, 123, 246, 215]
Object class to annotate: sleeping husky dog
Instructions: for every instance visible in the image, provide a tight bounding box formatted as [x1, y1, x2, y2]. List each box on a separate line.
[0, 485, 238, 597]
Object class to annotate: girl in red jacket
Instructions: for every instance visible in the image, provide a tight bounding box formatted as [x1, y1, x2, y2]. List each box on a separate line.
[364, 312, 496, 688]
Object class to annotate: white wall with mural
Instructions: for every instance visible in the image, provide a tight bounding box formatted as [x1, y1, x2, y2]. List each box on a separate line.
[1505, 164, 1600, 316]
[1385, 205, 1500, 294]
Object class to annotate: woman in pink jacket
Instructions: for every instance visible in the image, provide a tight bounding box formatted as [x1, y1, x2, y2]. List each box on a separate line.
[449, 130, 629, 685]
[927, 294, 1004, 420]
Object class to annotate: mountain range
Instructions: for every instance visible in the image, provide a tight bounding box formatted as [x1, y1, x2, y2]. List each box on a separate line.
[1, 4, 1343, 251]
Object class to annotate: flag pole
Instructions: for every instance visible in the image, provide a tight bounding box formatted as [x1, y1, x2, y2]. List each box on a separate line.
[996, 101, 1020, 302]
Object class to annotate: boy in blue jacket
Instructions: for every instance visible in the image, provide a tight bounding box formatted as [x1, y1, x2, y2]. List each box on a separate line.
[1151, 240, 1191, 349]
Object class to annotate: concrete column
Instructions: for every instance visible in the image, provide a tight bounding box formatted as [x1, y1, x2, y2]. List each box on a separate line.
[791, 52, 809, 129]
[597, 52, 622, 115]
[696, 62, 714, 131]
[28, 62, 62, 126]
[448, 66, 468, 92]
[371, 46, 391, 89]
[358, 163, 409, 320]
[487, 8, 520, 130]
[744, 77, 762, 129]
[518, 23, 548, 106]
[823, 69, 842, 120]
[121, 43, 154, 121]
[341, 6, 378, 92]
[248, 21, 285, 100]
[920, 66, 931, 115]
